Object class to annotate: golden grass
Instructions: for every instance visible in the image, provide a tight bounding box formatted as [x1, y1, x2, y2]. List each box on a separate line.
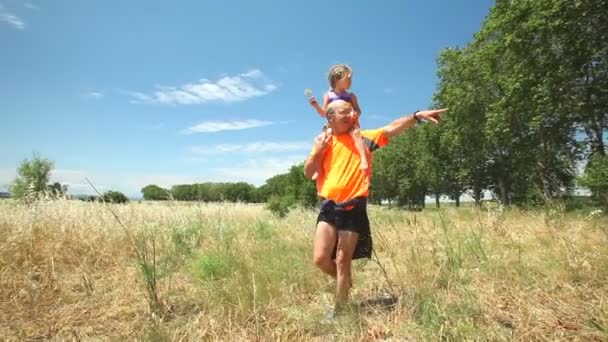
[0, 199, 607, 341]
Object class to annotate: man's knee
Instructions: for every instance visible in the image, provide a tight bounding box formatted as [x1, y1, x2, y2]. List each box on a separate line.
[313, 250, 331, 267]
[335, 230, 358, 268]
[335, 248, 352, 270]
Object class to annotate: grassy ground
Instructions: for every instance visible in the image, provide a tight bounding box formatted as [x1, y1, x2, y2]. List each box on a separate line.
[0, 199, 607, 341]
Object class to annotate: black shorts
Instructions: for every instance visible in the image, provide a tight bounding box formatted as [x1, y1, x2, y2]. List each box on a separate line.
[316, 197, 372, 260]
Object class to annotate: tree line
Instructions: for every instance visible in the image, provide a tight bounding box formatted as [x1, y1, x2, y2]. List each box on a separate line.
[372, 0, 607, 208]
[140, 164, 317, 216]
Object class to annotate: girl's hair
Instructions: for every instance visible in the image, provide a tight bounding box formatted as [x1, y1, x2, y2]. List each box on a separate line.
[327, 64, 352, 89]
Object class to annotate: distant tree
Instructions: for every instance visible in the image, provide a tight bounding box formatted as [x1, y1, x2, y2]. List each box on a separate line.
[224, 182, 256, 202]
[141, 184, 171, 200]
[171, 184, 195, 201]
[287, 164, 318, 208]
[266, 194, 296, 218]
[103, 190, 129, 204]
[11, 154, 54, 202]
[579, 154, 608, 208]
[47, 182, 69, 198]
[80, 195, 101, 202]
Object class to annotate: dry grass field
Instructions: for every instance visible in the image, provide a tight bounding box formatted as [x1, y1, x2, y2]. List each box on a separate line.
[1, 199, 607, 341]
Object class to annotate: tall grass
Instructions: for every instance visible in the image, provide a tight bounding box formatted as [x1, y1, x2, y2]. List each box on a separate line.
[0, 199, 607, 340]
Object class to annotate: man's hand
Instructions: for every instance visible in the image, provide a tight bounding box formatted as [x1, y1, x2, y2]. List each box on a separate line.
[417, 108, 448, 125]
[304, 130, 332, 179]
[383, 108, 448, 139]
[314, 130, 332, 152]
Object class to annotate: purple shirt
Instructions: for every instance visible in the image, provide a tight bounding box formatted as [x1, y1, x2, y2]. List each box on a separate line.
[327, 89, 353, 104]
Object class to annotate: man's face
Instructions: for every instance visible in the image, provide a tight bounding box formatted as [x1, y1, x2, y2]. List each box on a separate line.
[327, 101, 354, 135]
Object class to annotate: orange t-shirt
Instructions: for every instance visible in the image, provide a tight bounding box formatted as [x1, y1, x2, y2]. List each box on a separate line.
[311, 128, 389, 203]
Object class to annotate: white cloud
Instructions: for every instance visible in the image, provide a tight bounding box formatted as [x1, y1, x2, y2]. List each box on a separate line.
[131, 69, 278, 105]
[211, 156, 306, 185]
[85, 91, 104, 99]
[188, 141, 310, 155]
[0, 5, 25, 30]
[181, 119, 273, 134]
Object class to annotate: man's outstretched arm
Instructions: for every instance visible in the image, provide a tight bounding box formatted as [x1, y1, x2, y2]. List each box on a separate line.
[382, 108, 448, 139]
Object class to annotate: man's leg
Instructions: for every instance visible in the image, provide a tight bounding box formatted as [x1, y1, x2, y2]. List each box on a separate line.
[335, 230, 359, 308]
[313, 220, 337, 278]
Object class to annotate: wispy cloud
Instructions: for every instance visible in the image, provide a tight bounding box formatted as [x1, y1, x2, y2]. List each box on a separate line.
[383, 88, 394, 94]
[85, 91, 104, 99]
[24, 2, 39, 10]
[0, 5, 25, 30]
[131, 69, 278, 105]
[188, 141, 310, 155]
[212, 156, 306, 185]
[181, 119, 273, 134]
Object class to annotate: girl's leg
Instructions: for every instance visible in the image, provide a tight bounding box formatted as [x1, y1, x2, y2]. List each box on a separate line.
[350, 126, 369, 173]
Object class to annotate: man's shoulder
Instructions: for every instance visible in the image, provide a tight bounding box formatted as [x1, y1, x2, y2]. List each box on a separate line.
[361, 128, 386, 138]
[361, 128, 389, 150]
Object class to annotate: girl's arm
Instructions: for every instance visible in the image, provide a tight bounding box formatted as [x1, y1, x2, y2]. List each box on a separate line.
[310, 92, 328, 118]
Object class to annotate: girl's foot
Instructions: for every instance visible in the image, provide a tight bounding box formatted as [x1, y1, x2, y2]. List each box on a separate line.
[360, 161, 369, 175]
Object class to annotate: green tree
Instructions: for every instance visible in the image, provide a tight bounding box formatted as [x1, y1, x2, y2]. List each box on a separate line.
[171, 184, 195, 201]
[430, 0, 603, 206]
[103, 190, 129, 204]
[225, 182, 256, 202]
[47, 182, 68, 198]
[11, 154, 54, 201]
[372, 130, 428, 209]
[579, 154, 608, 208]
[141, 184, 171, 200]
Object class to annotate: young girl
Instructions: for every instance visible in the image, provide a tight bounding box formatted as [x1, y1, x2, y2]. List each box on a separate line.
[306, 64, 369, 175]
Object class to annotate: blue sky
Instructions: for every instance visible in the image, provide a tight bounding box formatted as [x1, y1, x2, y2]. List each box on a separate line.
[0, 0, 494, 197]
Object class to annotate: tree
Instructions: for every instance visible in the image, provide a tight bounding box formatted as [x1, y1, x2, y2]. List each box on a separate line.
[103, 190, 129, 204]
[141, 184, 171, 200]
[258, 163, 318, 216]
[579, 154, 608, 208]
[11, 154, 54, 201]
[426, 0, 605, 207]
[372, 130, 428, 209]
[224, 182, 256, 202]
[171, 184, 196, 201]
[47, 182, 69, 198]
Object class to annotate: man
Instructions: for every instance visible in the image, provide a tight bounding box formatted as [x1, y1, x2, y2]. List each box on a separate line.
[304, 99, 446, 316]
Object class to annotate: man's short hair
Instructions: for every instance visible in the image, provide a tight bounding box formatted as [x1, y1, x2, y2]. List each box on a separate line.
[326, 99, 351, 120]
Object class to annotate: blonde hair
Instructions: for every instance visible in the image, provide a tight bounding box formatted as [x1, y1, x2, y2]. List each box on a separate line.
[327, 64, 352, 89]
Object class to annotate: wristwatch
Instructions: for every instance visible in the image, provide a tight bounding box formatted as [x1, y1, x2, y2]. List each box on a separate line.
[413, 111, 422, 123]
